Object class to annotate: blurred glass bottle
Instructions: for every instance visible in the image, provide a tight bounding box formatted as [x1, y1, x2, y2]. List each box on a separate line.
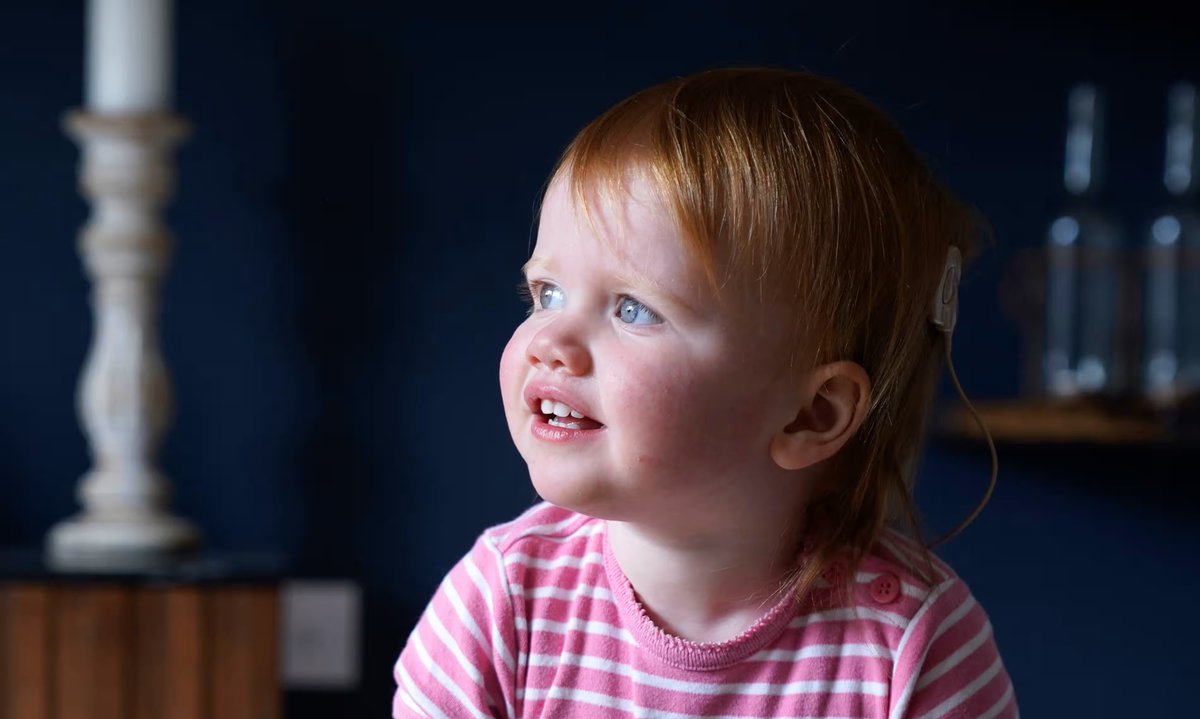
[1143, 82, 1200, 405]
[1044, 84, 1128, 398]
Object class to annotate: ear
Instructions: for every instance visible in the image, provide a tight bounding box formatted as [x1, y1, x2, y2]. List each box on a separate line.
[770, 361, 871, 471]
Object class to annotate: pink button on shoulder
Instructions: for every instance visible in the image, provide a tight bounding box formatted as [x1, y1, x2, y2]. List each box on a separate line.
[869, 573, 901, 604]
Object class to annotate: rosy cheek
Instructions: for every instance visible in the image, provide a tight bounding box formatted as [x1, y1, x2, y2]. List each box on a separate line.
[620, 358, 743, 449]
[608, 358, 691, 430]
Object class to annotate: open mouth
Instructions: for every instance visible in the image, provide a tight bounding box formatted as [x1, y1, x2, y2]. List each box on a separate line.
[536, 398, 604, 431]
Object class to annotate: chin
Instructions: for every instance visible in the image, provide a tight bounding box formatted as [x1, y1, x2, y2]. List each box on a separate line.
[528, 469, 623, 520]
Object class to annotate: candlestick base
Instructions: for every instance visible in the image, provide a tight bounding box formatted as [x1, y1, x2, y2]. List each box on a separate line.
[48, 513, 199, 572]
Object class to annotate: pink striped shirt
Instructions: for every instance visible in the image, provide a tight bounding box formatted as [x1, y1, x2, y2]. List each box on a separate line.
[394, 503, 1017, 718]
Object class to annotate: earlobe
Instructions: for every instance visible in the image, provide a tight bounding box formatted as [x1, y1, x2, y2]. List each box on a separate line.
[770, 362, 871, 471]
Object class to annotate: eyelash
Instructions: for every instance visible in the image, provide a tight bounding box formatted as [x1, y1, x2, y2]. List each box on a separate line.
[518, 280, 661, 324]
[516, 281, 534, 315]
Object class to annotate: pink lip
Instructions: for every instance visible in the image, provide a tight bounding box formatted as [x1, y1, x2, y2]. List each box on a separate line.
[530, 420, 605, 443]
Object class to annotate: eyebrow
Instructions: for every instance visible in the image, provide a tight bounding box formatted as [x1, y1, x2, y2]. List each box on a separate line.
[521, 255, 700, 319]
[521, 255, 550, 277]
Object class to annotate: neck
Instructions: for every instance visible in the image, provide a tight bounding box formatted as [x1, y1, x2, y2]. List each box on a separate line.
[605, 493, 808, 644]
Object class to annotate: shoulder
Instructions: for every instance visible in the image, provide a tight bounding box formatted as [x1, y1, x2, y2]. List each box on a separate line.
[479, 501, 602, 562]
[427, 503, 602, 619]
[837, 529, 974, 636]
[471, 502, 607, 612]
[863, 533, 1017, 716]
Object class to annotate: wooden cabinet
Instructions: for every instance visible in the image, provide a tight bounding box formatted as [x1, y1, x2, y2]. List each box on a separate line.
[0, 556, 281, 719]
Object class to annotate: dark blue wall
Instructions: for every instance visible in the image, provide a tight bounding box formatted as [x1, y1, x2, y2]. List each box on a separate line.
[2, 2, 1198, 715]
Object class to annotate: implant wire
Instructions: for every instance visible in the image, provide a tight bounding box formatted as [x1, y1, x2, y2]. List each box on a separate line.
[926, 334, 999, 550]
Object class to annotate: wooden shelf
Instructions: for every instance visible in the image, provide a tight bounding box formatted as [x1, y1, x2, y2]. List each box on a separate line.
[0, 552, 284, 719]
[935, 397, 1198, 446]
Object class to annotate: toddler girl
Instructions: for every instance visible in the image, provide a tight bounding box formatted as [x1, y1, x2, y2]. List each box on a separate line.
[394, 67, 1017, 718]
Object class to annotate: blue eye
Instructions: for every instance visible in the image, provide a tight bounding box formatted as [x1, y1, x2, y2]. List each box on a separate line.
[535, 283, 565, 310]
[617, 296, 661, 325]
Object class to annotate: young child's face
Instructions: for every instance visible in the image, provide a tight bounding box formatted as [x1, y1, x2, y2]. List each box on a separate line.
[499, 173, 803, 527]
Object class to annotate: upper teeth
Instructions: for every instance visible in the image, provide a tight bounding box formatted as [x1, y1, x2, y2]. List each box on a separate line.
[540, 398, 584, 419]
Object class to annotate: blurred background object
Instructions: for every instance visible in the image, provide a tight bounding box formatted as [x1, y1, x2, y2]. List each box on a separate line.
[979, 78, 1200, 445]
[47, 0, 202, 569]
[1, 1, 1198, 716]
[1143, 82, 1200, 405]
[1042, 83, 1127, 400]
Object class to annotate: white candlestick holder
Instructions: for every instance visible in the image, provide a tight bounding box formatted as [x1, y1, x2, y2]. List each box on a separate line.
[48, 110, 199, 568]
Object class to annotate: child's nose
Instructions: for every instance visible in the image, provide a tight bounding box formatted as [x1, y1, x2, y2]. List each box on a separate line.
[527, 322, 592, 376]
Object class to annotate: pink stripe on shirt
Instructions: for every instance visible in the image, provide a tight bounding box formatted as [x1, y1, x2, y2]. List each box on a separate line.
[395, 503, 1018, 718]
